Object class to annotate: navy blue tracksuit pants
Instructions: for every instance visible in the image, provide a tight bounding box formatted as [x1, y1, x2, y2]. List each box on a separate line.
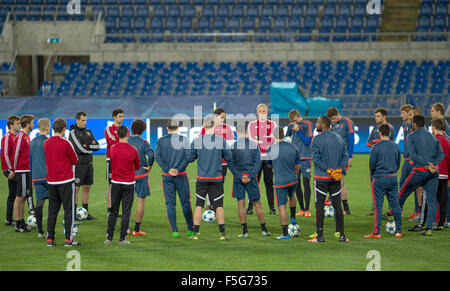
[399, 161, 419, 213]
[162, 174, 193, 233]
[371, 176, 402, 234]
[399, 169, 439, 230]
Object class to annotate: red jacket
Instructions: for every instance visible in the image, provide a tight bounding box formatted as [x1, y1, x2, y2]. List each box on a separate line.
[104, 123, 119, 160]
[247, 119, 277, 158]
[110, 142, 140, 184]
[44, 136, 78, 184]
[1, 131, 16, 173]
[12, 130, 31, 172]
[436, 134, 450, 180]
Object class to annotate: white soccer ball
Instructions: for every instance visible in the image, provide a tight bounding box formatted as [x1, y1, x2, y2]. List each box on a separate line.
[76, 207, 88, 220]
[385, 221, 396, 234]
[288, 223, 301, 237]
[63, 226, 78, 237]
[202, 210, 216, 223]
[26, 215, 37, 228]
[324, 205, 335, 217]
[284, 136, 292, 143]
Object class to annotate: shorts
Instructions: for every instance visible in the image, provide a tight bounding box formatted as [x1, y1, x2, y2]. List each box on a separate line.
[135, 177, 151, 198]
[106, 160, 112, 184]
[34, 182, 49, 200]
[75, 163, 94, 186]
[196, 181, 224, 208]
[222, 165, 228, 179]
[232, 178, 260, 202]
[299, 159, 312, 178]
[274, 183, 297, 206]
[15, 172, 32, 198]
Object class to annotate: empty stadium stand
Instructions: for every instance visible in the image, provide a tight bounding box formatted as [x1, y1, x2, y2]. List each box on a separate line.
[34, 59, 449, 116]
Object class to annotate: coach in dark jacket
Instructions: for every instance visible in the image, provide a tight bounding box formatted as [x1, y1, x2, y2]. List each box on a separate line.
[68, 112, 100, 220]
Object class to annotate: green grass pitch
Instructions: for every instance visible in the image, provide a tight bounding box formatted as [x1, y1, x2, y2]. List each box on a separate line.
[0, 154, 449, 271]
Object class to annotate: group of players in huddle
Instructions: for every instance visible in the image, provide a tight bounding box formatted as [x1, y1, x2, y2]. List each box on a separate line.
[1, 102, 449, 246]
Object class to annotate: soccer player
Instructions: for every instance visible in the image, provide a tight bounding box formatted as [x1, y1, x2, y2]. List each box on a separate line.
[1, 115, 20, 226]
[29, 118, 51, 239]
[396, 104, 421, 220]
[128, 119, 154, 236]
[365, 108, 395, 215]
[266, 127, 301, 240]
[154, 119, 194, 238]
[425, 118, 449, 231]
[105, 108, 124, 216]
[105, 126, 140, 245]
[285, 109, 313, 217]
[309, 116, 349, 243]
[44, 118, 81, 247]
[397, 115, 444, 236]
[327, 107, 354, 215]
[69, 112, 100, 220]
[366, 108, 395, 147]
[12, 114, 35, 232]
[227, 124, 271, 238]
[430, 103, 450, 138]
[246, 103, 278, 215]
[199, 108, 235, 211]
[365, 123, 402, 239]
[185, 116, 233, 240]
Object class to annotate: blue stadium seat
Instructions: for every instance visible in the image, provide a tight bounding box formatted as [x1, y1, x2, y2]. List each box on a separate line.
[217, 6, 229, 17]
[168, 7, 181, 17]
[119, 17, 132, 30]
[246, 6, 259, 18]
[338, 5, 351, 17]
[276, 6, 289, 17]
[435, 3, 448, 16]
[321, 17, 334, 29]
[259, 18, 271, 30]
[150, 17, 163, 30]
[135, 6, 149, 18]
[291, 6, 303, 17]
[122, 7, 134, 17]
[165, 17, 178, 30]
[180, 17, 193, 30]
[213, 17, 226, 30]
[323, 5, 336, 17]
[232, 6, 244, 17]
[183, 6, 195, 17]
[303, 16, 316, 29]
[262, 6, 274, 17]
[353, 4, 366, 17]
[202, 6, 215, 17]
[306, 6, 319, 17]
[335, 16, 348, 28]
[107, 7, 120, 17]
[153, 6, 166, 18]
[243, 17, 256, 30]
[227, 17, 240, 30]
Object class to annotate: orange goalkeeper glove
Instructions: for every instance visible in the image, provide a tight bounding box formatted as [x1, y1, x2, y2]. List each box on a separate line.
[327, 168, 343, 181]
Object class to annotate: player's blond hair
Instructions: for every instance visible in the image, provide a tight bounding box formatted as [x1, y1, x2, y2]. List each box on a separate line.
[400, 104, 413, 112]
[38, 118, 51, 131]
